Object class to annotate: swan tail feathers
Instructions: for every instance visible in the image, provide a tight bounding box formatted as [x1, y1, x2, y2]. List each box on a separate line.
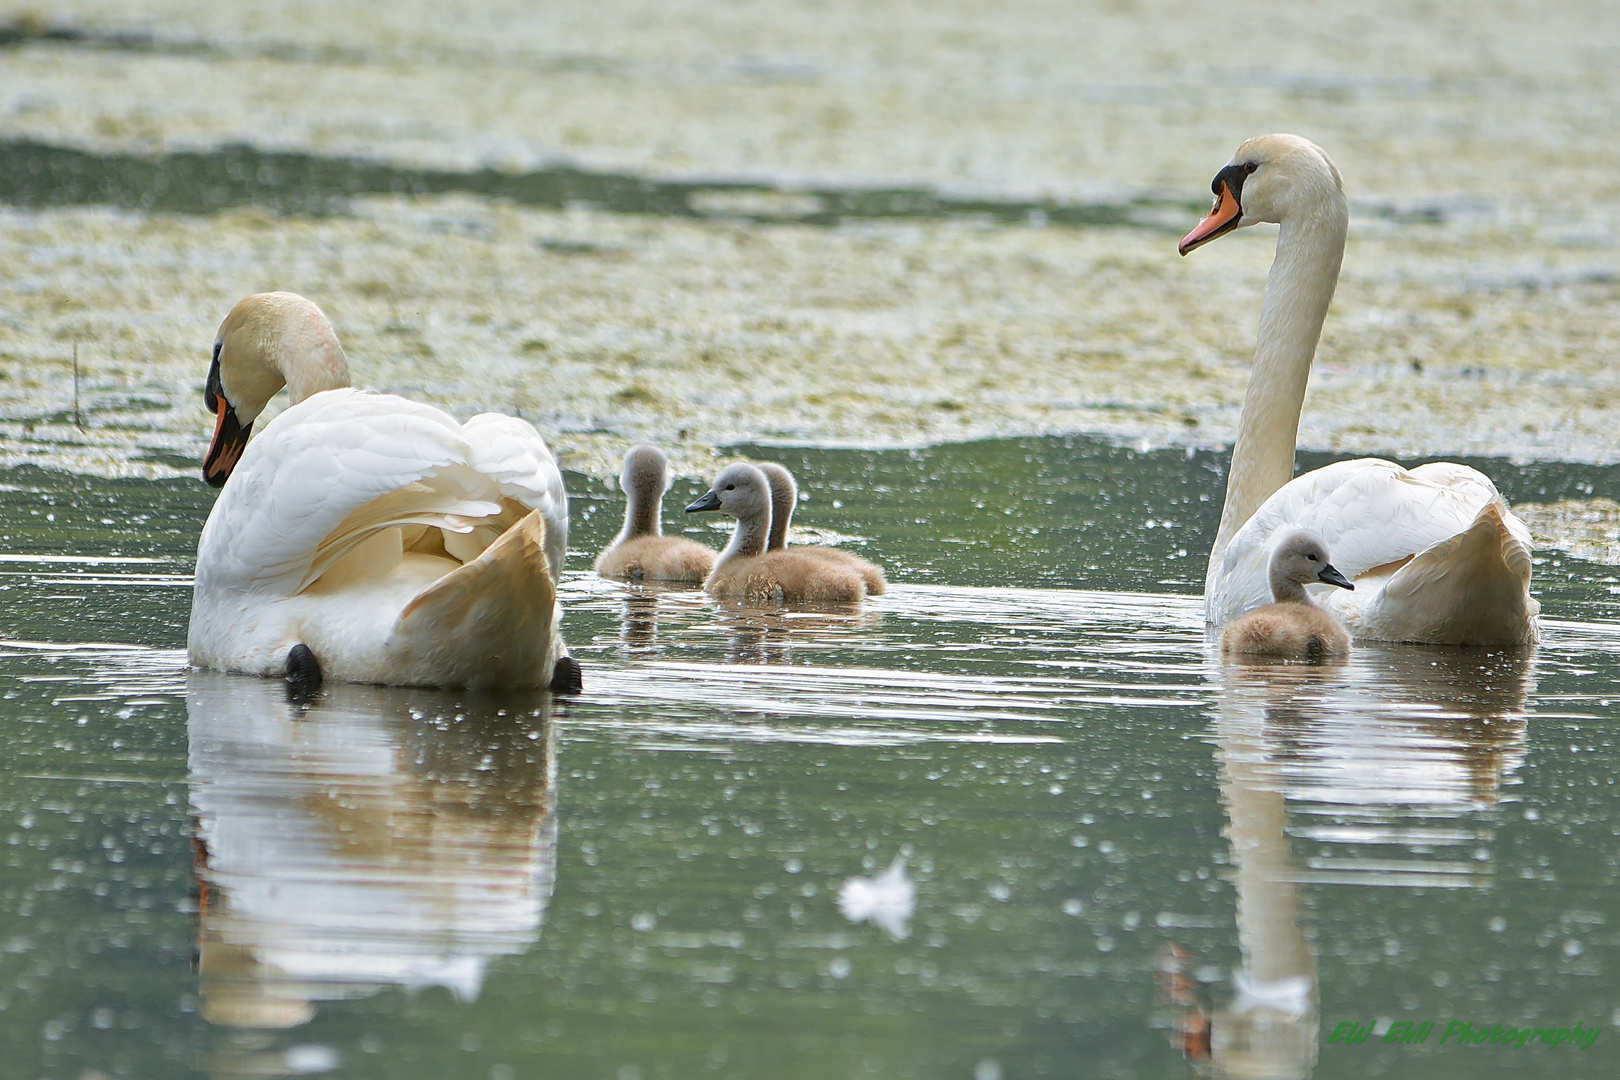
[390, 508, 562, 687]
[1370, 500, 1539, 645]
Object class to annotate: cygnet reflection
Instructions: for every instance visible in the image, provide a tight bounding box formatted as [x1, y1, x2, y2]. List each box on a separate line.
[1169, 645, 1535, 1079]
[714, 606, 883, 665]
[187, 672, 556, 1033]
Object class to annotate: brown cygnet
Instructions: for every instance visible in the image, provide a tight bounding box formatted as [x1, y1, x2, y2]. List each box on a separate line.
[686, 462, 866, 605]
[756, 461, 887, 595]
[595, 445, 716, 584]
[1221, 531, 1354, 661]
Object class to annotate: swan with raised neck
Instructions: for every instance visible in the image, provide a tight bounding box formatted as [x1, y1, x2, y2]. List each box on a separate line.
[757, 461, 887, 594]
[1181, 135, 1348, 566]
[685, 463, 865, 605]
[594, 445, 716, 583]
[1182, 135, 1537, 645]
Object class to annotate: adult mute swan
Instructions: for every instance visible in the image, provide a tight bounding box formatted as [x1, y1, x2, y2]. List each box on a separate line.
[1180, 135, 1538, 645]
[188, 292, 579, 691]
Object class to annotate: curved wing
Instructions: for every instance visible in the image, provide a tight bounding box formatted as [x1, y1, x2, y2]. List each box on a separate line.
[194, 389, 492, 597]
[461, 412, 570, 581]
[1207, 457, 1521, 625]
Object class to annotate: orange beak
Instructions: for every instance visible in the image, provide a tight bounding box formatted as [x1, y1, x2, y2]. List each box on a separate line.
[202, 395, 252, 488]
[1179, 181, 1243, 256]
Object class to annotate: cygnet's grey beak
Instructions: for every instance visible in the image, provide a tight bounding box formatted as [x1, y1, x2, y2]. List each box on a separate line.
[685, 490, 721, 513]
[1318, 563, 1354, 590]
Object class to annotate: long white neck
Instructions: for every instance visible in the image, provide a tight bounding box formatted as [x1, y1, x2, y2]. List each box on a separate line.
[1209, 207, 1347, 575]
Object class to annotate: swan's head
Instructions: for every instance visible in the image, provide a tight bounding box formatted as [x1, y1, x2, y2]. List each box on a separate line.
[203, 292, 350, 487]
[685, 462, 772, 523]
[1271, 530, 1354, 591]
[621, 445, 671, 500]
[1179, 134, 1345, 256]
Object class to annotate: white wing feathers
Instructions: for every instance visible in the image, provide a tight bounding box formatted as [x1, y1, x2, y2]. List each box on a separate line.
[198, 389, 568, 596]
[462, 412, 570, 581]
[1208, 457, 1536, 643]
[1360, 499, 1538, 643]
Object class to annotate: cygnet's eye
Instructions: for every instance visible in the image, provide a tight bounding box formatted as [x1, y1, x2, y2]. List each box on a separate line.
[724, 484, 735, 491]
[1243, 161, 1258, 174]
[1307, 553, 1318, 561]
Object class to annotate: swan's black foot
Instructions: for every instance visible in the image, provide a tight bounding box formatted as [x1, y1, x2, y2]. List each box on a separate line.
[549, 655, 583, 695]
[285, 644, 323, 705]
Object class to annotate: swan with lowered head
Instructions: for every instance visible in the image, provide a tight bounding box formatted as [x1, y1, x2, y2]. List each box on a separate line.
[685, 462, 867, 605]
[1180, 135, 1538, 645]
[595, 445, 716, 583]
[756, 461, 887, 594]
[1221, 531, 1353, 659]
[188, 292, 579, 692]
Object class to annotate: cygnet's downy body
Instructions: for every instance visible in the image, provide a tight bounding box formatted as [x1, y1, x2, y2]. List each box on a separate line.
[595, 445, 716, 584]
[756, 462, 888, 595]
[1221, 531, 1354, 661]
[686, 463, 867, 605]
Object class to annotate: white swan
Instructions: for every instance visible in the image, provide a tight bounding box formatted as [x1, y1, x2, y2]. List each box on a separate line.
[1180, 135, 1538, 645]
[188, 292, 577, 690]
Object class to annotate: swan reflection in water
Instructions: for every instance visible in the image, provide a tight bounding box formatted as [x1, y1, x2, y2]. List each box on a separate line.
[1168, 646, 1533, 1079]
[186, 672, 557, 1043]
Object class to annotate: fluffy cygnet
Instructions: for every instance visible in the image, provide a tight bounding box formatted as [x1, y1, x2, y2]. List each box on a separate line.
[595, 445, 717, 583]
[1221, 531, 1354, 661]
[756, 462, 888, 595]
[686, 462, 867, 605]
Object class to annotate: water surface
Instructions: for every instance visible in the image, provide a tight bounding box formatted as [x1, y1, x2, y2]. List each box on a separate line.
[2, 437, 1619, 1079]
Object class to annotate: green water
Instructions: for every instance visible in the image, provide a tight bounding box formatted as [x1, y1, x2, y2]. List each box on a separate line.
[1, 437, 1618, 1079]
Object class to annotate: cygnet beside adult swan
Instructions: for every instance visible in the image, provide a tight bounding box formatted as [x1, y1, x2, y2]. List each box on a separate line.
[1181, 135, 1538, 645]
[756, 462, 887, 594]
[595, 445, 717, 583]
[188, 292, 578, 692]
[685, 463, 867, 605]
[1221, 531, 1354, 660]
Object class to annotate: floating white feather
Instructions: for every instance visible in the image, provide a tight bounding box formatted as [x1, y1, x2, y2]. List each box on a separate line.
[837, 856, 915, 940]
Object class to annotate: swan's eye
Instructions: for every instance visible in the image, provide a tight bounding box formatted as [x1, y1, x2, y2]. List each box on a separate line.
[1307, 553, 1318, 561]
[1243, 162, 1258, 175]
[724, 484, 735, 491]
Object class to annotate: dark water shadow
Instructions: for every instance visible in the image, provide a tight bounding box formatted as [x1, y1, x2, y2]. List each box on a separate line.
[0, 137, 1194, 228]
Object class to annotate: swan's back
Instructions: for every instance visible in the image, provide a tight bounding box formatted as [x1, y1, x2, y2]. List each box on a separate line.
[705, 550, 866, 606]
[800, 547, 887, 595]
[1221, 600, 1349, 661]
[1208, 458, 1538, 644]
[597, 535, 715, 583]
[189, 388, 569, 686]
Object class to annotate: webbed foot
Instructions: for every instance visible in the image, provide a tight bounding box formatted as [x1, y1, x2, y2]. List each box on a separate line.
[285, 643, 323, 705]
[549, 655, 583, 695]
